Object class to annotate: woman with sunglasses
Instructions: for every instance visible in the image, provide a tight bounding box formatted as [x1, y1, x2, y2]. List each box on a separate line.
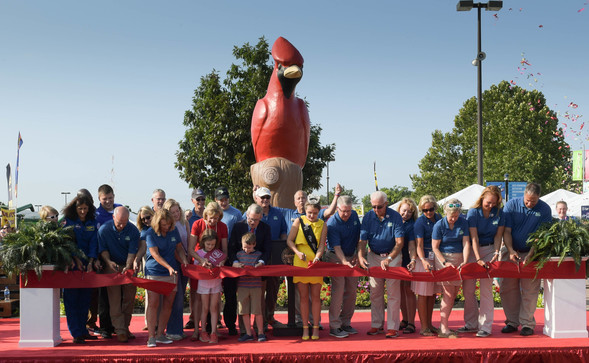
[431, 198, 470, 338]
[411, 195, 442, 336]
[397, 197, 418, 334]
[136, 205, 155, 330]
[39, 205, 59, 223]
[460, 186, 504, 338]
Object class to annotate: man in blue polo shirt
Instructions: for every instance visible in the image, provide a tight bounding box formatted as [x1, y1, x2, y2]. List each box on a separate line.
[188, 187, 205, 229]
[358, 191, 405, 338]
[98, 206, 140, 343]
[326, 196, 361, 338]
[215, 186, 242, 236]
[500, 183, 552, 336]
[279, 184, 341, 233]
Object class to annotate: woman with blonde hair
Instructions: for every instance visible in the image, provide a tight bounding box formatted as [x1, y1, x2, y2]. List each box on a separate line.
[432, 199, 470, 338]
[144, 209, 188, 347]
[39, 205, 59, 223]
[396, 197, 418, 334]
[460, 185, 504, 337]
[411, 195, 442, 336]
[163, 199, 191, 340]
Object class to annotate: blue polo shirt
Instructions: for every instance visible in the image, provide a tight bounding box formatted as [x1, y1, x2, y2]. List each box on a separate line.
[466, 207, 504, 246]
[504, 197, 552, 252]
[279, 207, 327, 234]
[221, 205, 242, 236]
[360, 208, 405, 254]
[95, 203, 122, 229]
[414, 213, 442, 254]
[64, 217, 98, 259]
[145, 227, 181, 276]
[188, 208, 202, 230]
[401, 218, 416, 266]
[326, 210, 361, 256]
[244, 205, 287, 241]
[432, 217, 469, 253]
[98, 219, 140, 265]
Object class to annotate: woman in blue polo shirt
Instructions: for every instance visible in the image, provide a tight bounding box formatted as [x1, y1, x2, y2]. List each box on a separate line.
[432, 199, 470, 338]
[62, 194, 100, 344]
[397, 197, 418, 334]
[461, 186, 504, 338]
[412, 195, 442, 336]
[144, 209, 188, 348]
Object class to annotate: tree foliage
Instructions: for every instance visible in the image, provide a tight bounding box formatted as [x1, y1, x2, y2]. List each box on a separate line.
[318, 185, 359, 205]
[361, 186, 413, 211]
[411, 81, 573, 199]
[175, 37, 335, 211]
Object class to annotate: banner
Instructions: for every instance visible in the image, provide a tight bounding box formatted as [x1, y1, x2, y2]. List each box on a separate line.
[5, 164, 12, 207]
[0, 207, 16, 228]
[15, 133, 23, 199]
[572, 150, 584, 181]
[486, 181, 506, 200]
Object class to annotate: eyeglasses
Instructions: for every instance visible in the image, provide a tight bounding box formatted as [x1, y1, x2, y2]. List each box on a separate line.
[447, 203, 462, 208]
[372, 204, 385, 210]
[338, 208, 352, 214]
[422, 208, 435, 213]
[247, 217, 261, 223]
[260, 196, 271, 200]
[141, 216, 152, 221]
[47, 215, 59, 220]
[196, 197, 205, 202]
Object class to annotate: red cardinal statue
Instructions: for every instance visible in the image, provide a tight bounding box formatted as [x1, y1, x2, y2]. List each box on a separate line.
[251, 37, 310, 168]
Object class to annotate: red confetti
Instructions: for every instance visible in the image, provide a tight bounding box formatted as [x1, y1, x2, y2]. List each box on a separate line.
[578, 8, 585, 12]
[539, 25, 544, 28]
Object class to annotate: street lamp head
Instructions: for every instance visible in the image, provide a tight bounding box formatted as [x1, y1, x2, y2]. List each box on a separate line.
[486, 1, 503, 11]
[472, 59, 479, 66]
[456, 1, 474, 11]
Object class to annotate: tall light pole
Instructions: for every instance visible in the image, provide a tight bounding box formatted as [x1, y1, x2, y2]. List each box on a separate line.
[61, 191, 70, 206]
[457, 1, 503, 185]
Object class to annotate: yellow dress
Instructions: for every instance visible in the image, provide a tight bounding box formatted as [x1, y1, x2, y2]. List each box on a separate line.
[293, 216, 324, 284]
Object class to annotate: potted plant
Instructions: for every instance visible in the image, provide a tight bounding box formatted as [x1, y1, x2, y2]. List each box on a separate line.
[0, 221, 86, 280]
[526, 219, 589, 273]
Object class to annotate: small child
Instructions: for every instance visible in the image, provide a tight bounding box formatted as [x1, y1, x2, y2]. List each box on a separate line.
[194, 229, 225, 344]
[233, 232, 266, 342]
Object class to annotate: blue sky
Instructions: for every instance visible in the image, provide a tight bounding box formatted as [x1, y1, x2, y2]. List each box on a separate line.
[1, 0, 587, 212]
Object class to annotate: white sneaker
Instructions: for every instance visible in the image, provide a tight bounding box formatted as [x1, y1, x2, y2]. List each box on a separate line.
[147, 337, 156, 348]
[156, 335, 173, 344]
[476, 330, 491, 337]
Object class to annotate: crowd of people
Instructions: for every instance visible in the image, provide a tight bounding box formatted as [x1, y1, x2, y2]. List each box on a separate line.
[30, 181, 556, 346]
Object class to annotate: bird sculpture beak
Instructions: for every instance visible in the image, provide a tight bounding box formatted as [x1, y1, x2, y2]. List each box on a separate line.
[283, 65, 302, 79]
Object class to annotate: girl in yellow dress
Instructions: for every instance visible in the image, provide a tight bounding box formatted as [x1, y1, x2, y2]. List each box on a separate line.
[287, 201, 327, 340]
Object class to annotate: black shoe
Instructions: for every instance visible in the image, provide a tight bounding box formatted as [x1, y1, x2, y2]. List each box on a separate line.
[501, 325, 518, 334]
[520, 327, 534, 336]
[83, 333, 98, 340]
[73, 336, 86, 344]
[101, 330, 112, 339]
[184, 320, 195, 330]
[228, 327, 238, 336]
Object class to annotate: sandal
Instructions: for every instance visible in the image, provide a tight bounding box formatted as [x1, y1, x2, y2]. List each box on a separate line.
[302, 326, 309, 341]
[438, 330, 458, 338]
[311, 326, 320, 340]
[399, 320, 408, 330]
[403, 323, 416, 334]
[190, 332, 199, 341]
[420, 329, 436, 336]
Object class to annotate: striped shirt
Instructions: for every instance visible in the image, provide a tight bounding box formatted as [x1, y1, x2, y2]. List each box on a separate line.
[236, 250, 263, 288]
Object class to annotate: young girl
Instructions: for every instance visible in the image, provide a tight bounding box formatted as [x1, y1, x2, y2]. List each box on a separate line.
[192, 229, 225, 344]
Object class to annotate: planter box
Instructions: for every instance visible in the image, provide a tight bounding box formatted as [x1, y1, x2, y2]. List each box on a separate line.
[19, 266, 62, 347]
[543, 257, 588, 339]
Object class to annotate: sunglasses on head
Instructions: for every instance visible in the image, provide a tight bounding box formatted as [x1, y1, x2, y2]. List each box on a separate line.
[447, 203, 462, 208]
[422, 208, 435, 213]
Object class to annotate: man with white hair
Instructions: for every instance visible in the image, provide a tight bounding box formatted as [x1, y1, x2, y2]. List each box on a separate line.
[98, 206, 140, 343]
[358, 191, 405, 338]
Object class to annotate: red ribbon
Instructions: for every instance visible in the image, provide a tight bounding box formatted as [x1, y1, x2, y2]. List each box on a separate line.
[20, 269, 176, 295]
[182, 260, 587, 281]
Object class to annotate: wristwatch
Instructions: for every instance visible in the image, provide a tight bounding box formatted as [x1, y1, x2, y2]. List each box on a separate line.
[386, 256, 393, 261]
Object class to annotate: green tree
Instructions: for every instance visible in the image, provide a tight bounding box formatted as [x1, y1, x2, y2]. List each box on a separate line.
[318, 185, 358, 205]
[175, 37, 335, 211]
[361, 186, 413, 211]
[411, 81, 573, 198]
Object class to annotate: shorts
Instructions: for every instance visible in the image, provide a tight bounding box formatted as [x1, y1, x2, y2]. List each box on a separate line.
[197, 278, 222, 295]
[146, 275, 178, 293]
[237, 286, 262, 315]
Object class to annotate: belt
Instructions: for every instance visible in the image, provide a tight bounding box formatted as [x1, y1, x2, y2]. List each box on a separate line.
[370, 250, 392, 257]
[479, 243, 493, 247]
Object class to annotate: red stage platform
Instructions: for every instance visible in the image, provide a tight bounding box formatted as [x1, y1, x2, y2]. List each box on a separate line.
[1, 309, 589, 362]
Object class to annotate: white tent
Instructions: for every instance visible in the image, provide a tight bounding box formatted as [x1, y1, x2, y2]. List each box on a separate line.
[540, 188, 579, 217]
[438, 184, 485, 210]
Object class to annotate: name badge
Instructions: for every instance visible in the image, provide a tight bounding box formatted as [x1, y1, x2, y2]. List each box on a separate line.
[387, 222, 393, 227]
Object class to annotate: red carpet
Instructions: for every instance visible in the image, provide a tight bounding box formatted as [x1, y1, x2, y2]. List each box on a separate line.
[1, 309, 589, 362]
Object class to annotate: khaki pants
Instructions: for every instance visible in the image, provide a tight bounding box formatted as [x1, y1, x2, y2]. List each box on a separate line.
[462, 244, 495, 333]
[367, 251, 401, 330]
[326, 251, 358, 330]
[107, 283, 137, 335]
[499, 247, 541, 329]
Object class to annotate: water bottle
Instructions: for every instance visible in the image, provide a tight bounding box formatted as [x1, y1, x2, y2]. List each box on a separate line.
[3, 287, 9, 302]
